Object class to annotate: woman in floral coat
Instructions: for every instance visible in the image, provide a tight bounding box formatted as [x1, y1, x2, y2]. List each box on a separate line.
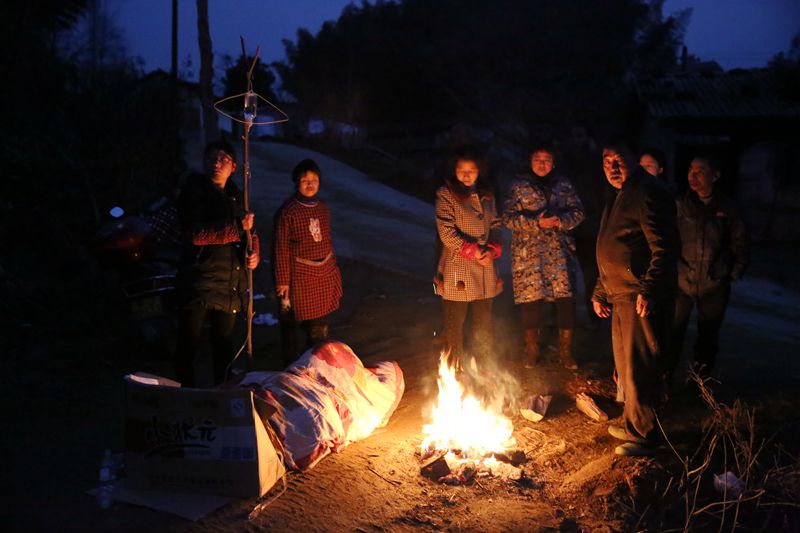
[434, 146, 503, 366]
[503, 144, 585, 368]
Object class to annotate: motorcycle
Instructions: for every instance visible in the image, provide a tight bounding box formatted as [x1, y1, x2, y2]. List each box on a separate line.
[91, 197, 183, 349]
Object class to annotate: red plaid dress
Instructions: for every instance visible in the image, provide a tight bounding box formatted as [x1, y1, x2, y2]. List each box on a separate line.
[273, 196, 342, 321]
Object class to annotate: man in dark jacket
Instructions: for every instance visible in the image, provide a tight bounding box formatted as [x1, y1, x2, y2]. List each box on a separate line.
[173, 140, 260, 386]
[666, 156, 748, 382]
[592, 143, 679, 456]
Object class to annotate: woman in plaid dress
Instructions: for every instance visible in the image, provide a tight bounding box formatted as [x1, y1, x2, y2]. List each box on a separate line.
[274, 159, 343, 365]
[503, 144, 584, 369]
[434, 146, 503, 366]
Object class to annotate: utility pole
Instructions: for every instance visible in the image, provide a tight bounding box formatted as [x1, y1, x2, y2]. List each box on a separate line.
[171, 0, 180, 163]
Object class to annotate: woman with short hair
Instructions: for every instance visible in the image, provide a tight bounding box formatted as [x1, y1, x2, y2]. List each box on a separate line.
[503, 144, 585, 369]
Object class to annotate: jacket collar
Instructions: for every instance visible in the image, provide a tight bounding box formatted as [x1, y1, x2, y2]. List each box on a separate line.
[683, 188, 717, 207]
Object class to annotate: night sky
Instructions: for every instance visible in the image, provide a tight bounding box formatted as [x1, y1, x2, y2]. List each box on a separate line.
[110, 0, 799, 77]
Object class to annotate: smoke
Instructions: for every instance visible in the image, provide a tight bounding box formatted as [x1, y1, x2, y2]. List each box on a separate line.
[461, 352, 522, 416]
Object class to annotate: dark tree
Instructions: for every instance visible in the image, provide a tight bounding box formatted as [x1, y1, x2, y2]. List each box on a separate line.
[221, 54, 278, 103]
[1, 0, 184, 232]
[197, 0, 219, 144]
[276, 0, 688, 140]
[769, 33, 800, 103]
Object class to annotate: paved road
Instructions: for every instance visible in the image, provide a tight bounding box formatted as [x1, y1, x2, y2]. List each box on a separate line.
[233, 141, 436, 280]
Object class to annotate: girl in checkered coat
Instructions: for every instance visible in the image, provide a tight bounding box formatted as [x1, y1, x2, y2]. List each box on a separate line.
[434, 146, 503, 366]
[273, 159, 343, 365]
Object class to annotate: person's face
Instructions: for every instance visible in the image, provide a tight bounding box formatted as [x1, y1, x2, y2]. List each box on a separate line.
[204, 150, 236, 182]
[530, 150, 554, 177]
[455, 159, 479, 187]
[297, 170, 320, 198]
[639, 154, 663, 177]
[602, 148, 631, 189]
[687, 159, 719, 198]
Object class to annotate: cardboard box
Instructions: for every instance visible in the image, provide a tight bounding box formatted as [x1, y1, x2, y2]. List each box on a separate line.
[124, 373, 285, 498]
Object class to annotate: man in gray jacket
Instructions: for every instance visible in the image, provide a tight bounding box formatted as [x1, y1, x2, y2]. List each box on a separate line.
[592, 143, 680, 456]
[666, 156, 749, 383]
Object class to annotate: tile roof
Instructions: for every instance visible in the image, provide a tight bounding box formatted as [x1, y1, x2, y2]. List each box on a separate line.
[636, 69, 800, 119]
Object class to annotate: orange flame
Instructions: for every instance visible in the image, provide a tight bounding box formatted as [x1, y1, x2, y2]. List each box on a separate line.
[421, 353, 514, 457]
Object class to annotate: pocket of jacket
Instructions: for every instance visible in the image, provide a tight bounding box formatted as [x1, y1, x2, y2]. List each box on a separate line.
[709, 254, 732, 281]
[294, 255, 337, 279]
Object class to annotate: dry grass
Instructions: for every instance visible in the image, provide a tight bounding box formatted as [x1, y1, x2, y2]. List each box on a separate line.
[643, 371, 800, 532]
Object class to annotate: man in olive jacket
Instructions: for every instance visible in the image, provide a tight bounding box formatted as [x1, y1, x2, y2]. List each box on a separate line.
[592, 143, 679, 456]
[174, 141, 260, 387]
[666, 156, 748, 381]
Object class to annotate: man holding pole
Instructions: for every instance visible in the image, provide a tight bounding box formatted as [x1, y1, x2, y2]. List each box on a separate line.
[173, 140, 260, 387]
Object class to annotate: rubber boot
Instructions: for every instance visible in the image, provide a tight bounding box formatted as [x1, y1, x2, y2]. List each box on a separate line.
[559, 328, 578, 370]
[523, 329, 540, 367]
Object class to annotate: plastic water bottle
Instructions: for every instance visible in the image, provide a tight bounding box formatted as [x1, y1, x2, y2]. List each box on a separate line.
[96, 449, 116, 509]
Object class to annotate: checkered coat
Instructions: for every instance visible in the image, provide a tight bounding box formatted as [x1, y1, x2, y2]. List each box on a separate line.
[435, 184, 503, 302]
[503, 172, 585, 303]
[273, 196, 342, 321]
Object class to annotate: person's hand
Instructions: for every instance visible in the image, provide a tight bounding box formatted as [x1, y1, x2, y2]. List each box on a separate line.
[476, 253, 493, 267]
[246, 251, 260, 270]
[276, 285, 289, 298]
[593, 300, 611, 318]
[538, 215, 561, 229]
[636, 294, 651, 318]
[241, 212, 255, 231]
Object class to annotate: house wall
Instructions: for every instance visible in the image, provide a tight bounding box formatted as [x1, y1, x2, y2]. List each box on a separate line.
[739, 140, 800, 241]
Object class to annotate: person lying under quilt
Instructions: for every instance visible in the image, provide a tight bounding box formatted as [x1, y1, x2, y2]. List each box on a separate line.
[222, 341, 404, 471]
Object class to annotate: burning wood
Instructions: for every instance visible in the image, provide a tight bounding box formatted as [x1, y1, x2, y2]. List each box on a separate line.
[420, 452, 450, 480]
[420, 450, 527, 484]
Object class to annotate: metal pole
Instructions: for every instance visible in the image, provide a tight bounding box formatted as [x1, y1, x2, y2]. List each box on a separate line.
[240, 39, 259, 365]
[243, 119, 253, 363]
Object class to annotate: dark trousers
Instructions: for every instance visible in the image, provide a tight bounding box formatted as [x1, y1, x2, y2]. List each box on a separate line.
[611, 298, 673, 443]
[279, 308, 329, 367]
[575, 237, 600, 320]
[441, 298, 493, 364]
[667, 285, 731, 380]
[174, 304, 236, 387]
[520, 297, 575, 330]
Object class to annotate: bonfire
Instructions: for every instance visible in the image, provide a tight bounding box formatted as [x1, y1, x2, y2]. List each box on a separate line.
[420, 353, 523, 484]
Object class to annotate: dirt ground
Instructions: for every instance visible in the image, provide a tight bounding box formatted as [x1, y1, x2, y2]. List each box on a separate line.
[5, 248, 800, 532]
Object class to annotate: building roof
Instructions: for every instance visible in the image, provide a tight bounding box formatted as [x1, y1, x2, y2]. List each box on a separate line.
[637, 68, 800, 120]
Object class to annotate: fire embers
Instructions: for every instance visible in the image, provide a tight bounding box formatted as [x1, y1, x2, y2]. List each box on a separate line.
[417, 444, 543, 488]
[419, 448, 531, 485]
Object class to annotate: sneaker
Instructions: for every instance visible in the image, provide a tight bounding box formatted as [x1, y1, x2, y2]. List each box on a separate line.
[614, 442, 664, 457]
[607, 425, 647, 443]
